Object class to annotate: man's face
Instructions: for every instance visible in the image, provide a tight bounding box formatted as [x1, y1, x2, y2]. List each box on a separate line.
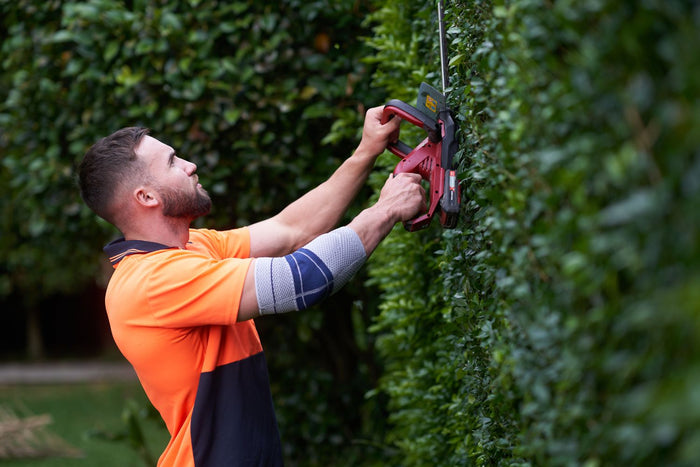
[135, 135, 212, 220]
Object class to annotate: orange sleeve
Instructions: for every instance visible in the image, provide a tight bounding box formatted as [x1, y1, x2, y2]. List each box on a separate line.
[142, 251, 253, 327]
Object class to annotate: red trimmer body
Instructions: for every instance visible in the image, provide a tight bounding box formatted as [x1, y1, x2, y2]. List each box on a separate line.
[381, 99, 461, 231]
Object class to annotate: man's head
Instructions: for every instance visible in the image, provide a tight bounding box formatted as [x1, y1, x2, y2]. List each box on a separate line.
[78, 127, 150, 227]
[78, 127, 211, 231]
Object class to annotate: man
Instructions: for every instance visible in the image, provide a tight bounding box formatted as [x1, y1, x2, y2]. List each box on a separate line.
[78, 106, 425, 466]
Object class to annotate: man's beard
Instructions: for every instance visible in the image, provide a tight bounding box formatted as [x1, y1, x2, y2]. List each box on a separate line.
[160, 184, 212, 220]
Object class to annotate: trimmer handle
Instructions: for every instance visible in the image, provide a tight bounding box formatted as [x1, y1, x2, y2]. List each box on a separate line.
[380, 99, 461, 232]
[381, 99, 440, 158]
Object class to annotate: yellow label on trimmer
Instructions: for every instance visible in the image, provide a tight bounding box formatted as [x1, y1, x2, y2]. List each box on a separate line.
[417, 82, 444, 120]
[425, 95, 438, 113]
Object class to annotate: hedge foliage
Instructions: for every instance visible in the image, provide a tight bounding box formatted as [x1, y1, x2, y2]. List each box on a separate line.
[0, 0, 378, 298]
[1, 0, 385, 463]
[363, 0, 700, 465]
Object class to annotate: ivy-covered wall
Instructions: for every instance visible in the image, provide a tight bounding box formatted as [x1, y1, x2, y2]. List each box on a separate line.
[364, 0, 700, 465]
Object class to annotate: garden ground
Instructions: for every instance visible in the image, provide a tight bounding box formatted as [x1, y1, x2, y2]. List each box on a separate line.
[0, 361, 168, 466]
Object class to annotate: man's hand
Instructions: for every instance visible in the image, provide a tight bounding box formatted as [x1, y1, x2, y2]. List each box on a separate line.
[354, 106, 402, 159]
[346, 172, 426, 255]
[375, 173, 426, 224]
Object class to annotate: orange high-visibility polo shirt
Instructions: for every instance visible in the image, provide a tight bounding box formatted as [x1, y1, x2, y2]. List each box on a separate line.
[103, 227, 283, 466]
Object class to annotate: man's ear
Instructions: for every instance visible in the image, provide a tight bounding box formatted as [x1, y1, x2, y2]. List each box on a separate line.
[134, 186, 160, 208]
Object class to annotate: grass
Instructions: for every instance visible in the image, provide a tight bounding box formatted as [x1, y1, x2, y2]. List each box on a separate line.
[0, 382, 169, 467]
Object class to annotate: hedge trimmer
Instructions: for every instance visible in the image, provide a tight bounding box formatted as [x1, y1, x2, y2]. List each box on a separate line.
[380, 0, 460, 231]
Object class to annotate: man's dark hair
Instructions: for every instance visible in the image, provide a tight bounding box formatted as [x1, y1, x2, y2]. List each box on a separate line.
[78, 127, 150, 225]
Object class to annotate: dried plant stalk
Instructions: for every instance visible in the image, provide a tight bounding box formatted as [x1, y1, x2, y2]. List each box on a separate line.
[0, 405, 82, 459]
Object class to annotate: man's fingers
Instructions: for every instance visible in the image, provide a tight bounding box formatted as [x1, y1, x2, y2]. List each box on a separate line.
[380, 108, 402, 136]
[392, 172, 422, 183]
[357, 106, 405, 157]
[369, 106, 402, 131]
[379, 172, 426, 221]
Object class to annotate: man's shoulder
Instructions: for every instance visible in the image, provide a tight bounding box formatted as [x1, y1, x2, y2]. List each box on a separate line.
[188, 226, 251, 259]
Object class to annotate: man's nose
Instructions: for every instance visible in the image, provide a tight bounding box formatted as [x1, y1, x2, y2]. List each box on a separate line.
[184, 159, 197, 175]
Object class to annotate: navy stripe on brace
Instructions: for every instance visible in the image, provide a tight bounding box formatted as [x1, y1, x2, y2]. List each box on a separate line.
[255, 226, 367, 316]
[284, 247, 334, 310]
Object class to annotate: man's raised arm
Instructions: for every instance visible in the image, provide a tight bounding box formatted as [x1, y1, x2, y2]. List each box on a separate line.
[237, 172, 425, 321]
[247, 106, 401, 258]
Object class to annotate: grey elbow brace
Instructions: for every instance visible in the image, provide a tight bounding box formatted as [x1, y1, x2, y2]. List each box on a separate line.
[254, 226, 367, 315]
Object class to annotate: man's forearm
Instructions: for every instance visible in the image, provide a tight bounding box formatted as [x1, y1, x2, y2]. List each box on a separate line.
[248, 204, 398, 320]
[272, 147, 376, 244]
[238, 172, 425, 321]
[346, 204, 395, 256]
[247, 106, 402, 258]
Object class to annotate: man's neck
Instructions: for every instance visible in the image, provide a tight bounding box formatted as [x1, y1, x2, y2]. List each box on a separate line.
[123, 218, 192, 249]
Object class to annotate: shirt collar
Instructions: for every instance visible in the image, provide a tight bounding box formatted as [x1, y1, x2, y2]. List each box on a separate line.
[104, 237, 175, 266]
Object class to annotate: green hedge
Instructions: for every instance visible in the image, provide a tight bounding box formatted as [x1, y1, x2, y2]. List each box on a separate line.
[1, 1, 386, 463]
[363, 0, 700, 465]
[0, 0, 378, 297]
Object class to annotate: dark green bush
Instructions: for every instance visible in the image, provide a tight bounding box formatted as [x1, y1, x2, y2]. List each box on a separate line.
[364, 0, 700, 465]
[1, 0, 385, 463]
[1, 0, 378, 297]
